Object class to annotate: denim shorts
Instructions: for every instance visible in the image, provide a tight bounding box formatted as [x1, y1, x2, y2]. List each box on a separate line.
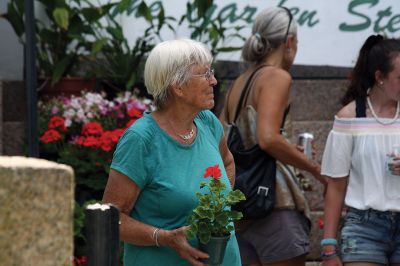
[340, 207, 400, 265]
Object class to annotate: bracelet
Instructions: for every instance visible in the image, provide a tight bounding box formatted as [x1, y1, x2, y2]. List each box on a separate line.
[321, 249, 338, 260]
[322, 250, 336, 256]
[152, 228, 161, 247]
[321, 238, 338, 246]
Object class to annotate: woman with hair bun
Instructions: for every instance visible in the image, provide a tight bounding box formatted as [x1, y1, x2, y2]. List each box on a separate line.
[321, 35, 400, 266]
[220, 6, 327, 266]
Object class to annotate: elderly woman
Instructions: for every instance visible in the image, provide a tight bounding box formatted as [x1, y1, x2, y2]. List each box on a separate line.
[102, 39, 241, 266]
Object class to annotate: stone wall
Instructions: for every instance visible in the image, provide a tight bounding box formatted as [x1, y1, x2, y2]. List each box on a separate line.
[0, 81, 3, 154]
[0, 156, 74, 266]
[291, 79, 347, 261]
[2, 81, 26, 155]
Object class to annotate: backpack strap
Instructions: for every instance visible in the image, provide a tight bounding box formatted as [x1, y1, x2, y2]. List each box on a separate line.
[281, 105, 290, 131]
[355, 97, 366, 118]
[227, 65, 268, 123]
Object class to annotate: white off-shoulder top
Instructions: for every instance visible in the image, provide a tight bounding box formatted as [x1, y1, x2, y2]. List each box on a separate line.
[321, 116, 400, 211]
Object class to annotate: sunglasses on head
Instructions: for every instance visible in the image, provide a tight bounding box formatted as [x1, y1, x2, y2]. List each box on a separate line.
[280, 6, 293, 43]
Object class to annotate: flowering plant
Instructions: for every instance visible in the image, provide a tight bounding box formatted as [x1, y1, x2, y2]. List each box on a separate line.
[39, 91, 153, 261]
[187, 164, 245, 244]
[38, 91, 153, 192]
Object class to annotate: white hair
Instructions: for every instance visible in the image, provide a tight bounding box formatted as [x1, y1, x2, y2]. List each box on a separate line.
[144, 39, 213, 108]
[242, 7, 298, 64]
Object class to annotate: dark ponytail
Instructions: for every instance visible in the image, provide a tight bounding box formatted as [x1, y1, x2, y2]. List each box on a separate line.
[342, 35, 384, 105]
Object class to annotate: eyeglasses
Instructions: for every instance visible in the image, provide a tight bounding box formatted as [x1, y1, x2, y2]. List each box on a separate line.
[192, 68, 215, 81]
[281, 7, 293, 43]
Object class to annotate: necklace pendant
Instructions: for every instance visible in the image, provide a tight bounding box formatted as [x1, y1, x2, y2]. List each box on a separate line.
[178, 128, 195, 141]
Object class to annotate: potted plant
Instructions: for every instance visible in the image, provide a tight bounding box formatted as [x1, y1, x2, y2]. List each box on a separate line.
[38, 90, 153, 262]
[38, 90, 153, 196]
[178, 0, 246, 57]
[187, 164, 245, 265]
[90, 1, 175, 97]
[1, 0, 115, 94]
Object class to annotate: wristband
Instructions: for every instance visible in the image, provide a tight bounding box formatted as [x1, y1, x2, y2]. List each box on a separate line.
[321, 238, 338, 246]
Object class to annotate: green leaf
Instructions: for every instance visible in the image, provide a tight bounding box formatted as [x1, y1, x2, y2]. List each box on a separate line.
[198, 231, 211, 244]
[3, 1, 25, 38]
[194, 207, 214, 220]
[215, 212, 229, 226]
[226, 224, 234, 232]
[157, 6, 165, 32]
[81, 7, 99, 22]
[15, 0, 24, 11]
[137, 1, 152, 22]
[53, 8, 69, 30]
[91, 38, 107, 55]
[107, 26, 124, 42]
[116, 0, 131, 13]
[125, 72, 136, 90]
[194, 0, 213, 18]
[51, 55, 74, 85]
[209, 27, 220, 40]
[228, 211, 243, 220]
[186, 229, 196, 240]
[126, 0, 141, 16]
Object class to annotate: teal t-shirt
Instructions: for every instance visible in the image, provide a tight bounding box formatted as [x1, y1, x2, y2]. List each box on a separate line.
[111, 110, 241, 266]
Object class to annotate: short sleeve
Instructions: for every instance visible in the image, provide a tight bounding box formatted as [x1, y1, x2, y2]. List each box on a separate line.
[321, 130, 353, 178]
[110, 129, 150, 189]
[198, 110, 224, 143]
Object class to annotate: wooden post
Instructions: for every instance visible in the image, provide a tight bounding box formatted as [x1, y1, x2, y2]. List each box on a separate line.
[24, 0, 39, 157]
[85, 203, 119, 266]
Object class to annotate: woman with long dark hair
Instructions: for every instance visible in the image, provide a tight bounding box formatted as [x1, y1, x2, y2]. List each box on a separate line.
[321, 35, 400, 266]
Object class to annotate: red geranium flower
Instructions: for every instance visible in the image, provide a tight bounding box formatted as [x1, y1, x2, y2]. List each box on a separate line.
[81, 136, 100, 147]
[127, 107, 143, 119]
[74, 136, 85, 146]
[74, 255, 87, 265]
[111, 128, 125, 142]
[204, 164, 222, 180]
[48, 116, 67, 132]
[98, 131, 115, 152]
[40, 129, 62, 143]
[81, 122, 104, 137]
[187, 164, 246, 242]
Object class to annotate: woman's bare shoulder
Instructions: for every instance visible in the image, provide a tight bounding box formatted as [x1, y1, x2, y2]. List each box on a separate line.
[336, 100, 356, 118]
[260, 66, 291, 81]
[255, 66, 291, 93]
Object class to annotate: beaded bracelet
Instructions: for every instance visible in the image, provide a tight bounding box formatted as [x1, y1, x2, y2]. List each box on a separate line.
[321, 249, 338, 260]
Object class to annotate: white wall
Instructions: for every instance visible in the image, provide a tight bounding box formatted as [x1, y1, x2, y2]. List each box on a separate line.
[122, 0, 400, 67]
[1, 0, 399, 81]
[0, 1, 23, 81]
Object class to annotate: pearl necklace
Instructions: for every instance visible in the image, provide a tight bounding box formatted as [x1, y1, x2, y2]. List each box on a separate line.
[366, 96, 400, 125]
